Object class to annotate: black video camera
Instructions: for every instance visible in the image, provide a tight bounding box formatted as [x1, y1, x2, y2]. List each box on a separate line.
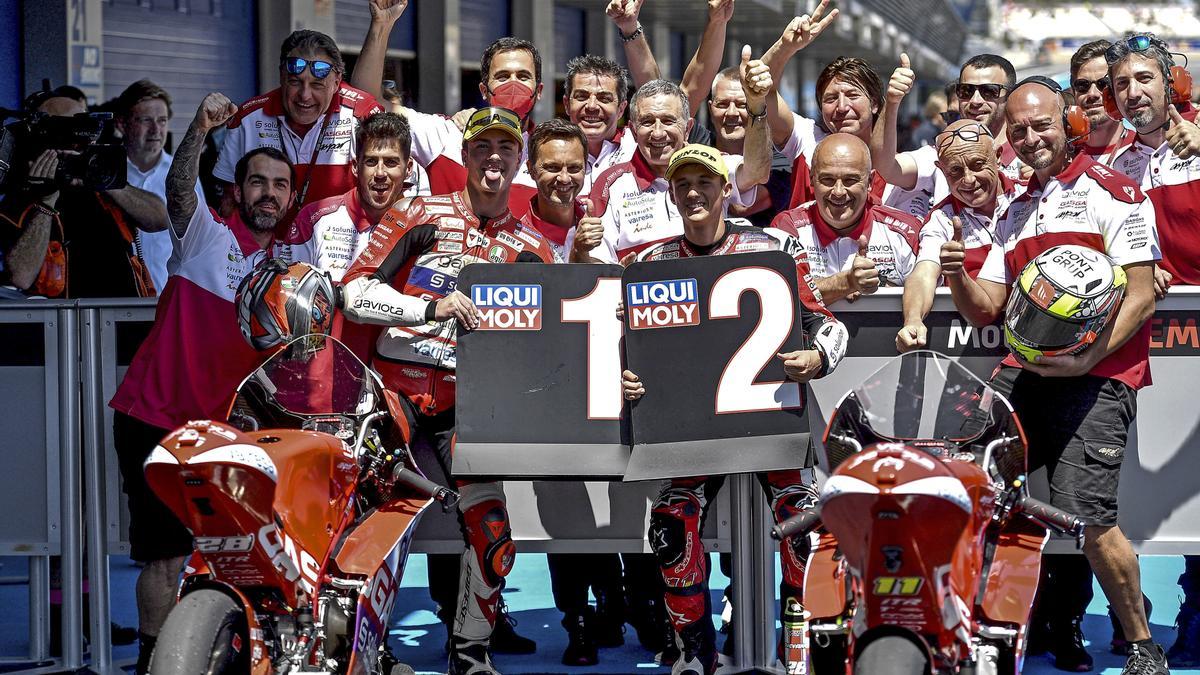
[0, 81, 127, 193]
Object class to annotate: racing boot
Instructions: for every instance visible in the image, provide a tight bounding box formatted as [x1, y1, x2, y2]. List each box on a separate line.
[671, 617, 717, 675]
[1121, 640, 1170, 675]
[448, 640, 499, 675]
[1166, 603, 1200, 667]
[560, 608, 598, 666]
[655, 610, 681, 667]
[1110, 594, 1154, 654]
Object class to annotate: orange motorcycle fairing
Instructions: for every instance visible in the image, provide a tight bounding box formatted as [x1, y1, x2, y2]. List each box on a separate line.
[979, 517, 1048, 672]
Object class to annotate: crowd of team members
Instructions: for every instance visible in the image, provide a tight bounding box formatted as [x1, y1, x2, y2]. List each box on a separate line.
[53, 0, 1200, 673]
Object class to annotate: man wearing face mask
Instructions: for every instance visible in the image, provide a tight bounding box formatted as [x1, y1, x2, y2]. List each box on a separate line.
[213, 30, 382, 222]
[769, 134, 922, 305]
[110, 93, 307, 673]
[895, 119, 1021, 352]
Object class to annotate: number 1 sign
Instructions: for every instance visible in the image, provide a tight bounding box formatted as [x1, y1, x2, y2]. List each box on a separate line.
[622, 251, 813, 481]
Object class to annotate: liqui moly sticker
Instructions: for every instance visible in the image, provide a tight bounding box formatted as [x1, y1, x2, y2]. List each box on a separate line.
[471, 284, 542, 330]
[626, 278, 700, 330]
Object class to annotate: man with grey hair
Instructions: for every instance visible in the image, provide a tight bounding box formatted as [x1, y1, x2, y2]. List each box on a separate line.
[568, 56, 771, 264]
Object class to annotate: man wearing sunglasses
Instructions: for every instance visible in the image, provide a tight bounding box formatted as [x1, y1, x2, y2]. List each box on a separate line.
[340, 107, 556, 675]
[1071, 40, 1136, 165]
[954, 54, 1025, 181]
[896, 119, 1021, 353]
[946, 79, 1168, 675]
[213, 30, 383, 225]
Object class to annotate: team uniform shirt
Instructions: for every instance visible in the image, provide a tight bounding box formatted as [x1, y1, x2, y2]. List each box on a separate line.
[109, 206, 306, 430]
[285, 188, 379, 281]
[769, 196, 923, 288]
[637, 219, 848, 375]
[214, 84, 383, 210]
[342, 192, 555, 414]
[583, 126, 639, 194]
[524, 195, 573, 263]
[124, 151, 175, 293]
[1108, 110, 1200, 284]
[777, 112, 947, 219]
[918, 173, 1022, 278]
[404, 109, 538, 217]
[996, 140, 1026, 183]
[569, 149, 755, 264]
[1078, 128, 1137, 167]
[979, 154, 1160, 389]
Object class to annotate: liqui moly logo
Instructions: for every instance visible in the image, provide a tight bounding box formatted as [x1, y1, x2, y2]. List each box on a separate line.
[471, 284, 542, 330]
[626, 278, 700, 330]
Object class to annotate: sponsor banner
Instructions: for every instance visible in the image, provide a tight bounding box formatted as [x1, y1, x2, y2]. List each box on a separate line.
[625, 278, 700, 330]
[471, 284, 543, 331]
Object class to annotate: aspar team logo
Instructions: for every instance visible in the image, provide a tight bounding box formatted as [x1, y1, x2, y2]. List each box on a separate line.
[626, 278, 700, 330]
[471, 285, 542, 330]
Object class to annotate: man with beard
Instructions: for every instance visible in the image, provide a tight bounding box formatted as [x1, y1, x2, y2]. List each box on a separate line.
[945, 78, 1168, 675]
[109, 93, 307, 673]
[569, 63, 770, 264]
[340, 107, 556, 675]
[896, 119, 1021, 352]
[1071, 40, 1136, 164]
[1105, 33, 1200, 666]
[620, 144, 847, 675]
[954, 54, 1024, 180]
[763, 3, 945, 220]
[214, 29, 382, 221]
[769, 134, 922, 304]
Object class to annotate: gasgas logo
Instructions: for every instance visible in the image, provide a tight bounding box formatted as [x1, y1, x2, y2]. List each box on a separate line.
[626, 279, 700, 330]
[471, 284, 542, 330]
[257, 524, 319, 594]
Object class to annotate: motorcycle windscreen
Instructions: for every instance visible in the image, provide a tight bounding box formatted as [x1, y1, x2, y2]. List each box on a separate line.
[232, 336, 378, 423]
[849, 350, 1006, 444]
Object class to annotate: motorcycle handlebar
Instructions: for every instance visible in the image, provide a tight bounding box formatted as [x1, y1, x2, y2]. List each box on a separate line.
[1019, 495, 1084, 545]
[392, 465, 460, 509]
[770, 506, 822, 541]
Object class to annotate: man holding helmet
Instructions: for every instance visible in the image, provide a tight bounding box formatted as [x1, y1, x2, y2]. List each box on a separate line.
[943, 77, 1167, 675]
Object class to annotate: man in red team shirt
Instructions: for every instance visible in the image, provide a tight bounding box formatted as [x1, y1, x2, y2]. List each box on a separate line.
[213, 30, 382, 220]
[339, 107, 555, 675]
[946, 79, 1169, 675]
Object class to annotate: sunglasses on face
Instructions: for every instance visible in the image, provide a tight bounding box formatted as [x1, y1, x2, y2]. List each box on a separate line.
[282, 57, 335, 79]
[1071, 77, 1111, 95]
[936, 124, 993, 152]
[956, 82, 1009, 103]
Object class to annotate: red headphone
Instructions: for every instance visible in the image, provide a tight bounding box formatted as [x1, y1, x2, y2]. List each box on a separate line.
[1103, 64, 1193, 120]
[1016, 76, 1091, 143]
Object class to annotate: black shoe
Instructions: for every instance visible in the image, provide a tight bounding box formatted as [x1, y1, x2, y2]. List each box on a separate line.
[561, 611, 599, 666]
[1048, 618, 1094, 672]
[629, 599, 666, 652]
[1122, 641, 1170, 675]
[448, 641, 498, 675]
[111, 622, 138, 646]
[593, 590, 626, 648]
[1027, 619, 1052, 657]
[135, 632, 156, 675]
[490, 596, 536, 655]
[1111, 595, 1155, 655]
[1167, 604, 1200, 667]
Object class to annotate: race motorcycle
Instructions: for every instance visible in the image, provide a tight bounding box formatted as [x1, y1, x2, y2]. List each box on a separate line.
[144, 335, 457, 675]
[773, 350, 1084, 675]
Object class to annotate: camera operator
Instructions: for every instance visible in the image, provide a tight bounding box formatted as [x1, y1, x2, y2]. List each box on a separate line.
[0, 85, 170, 298]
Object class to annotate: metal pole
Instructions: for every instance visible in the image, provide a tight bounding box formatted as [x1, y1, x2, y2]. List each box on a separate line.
[28, 556, 49, 663]
[81, 308, 114, 674]
[728, 473, 755, 671]
[751, 479, 777, 672]
[56, 307, 83, 669]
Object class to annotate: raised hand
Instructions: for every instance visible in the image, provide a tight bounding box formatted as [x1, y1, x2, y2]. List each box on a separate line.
[740, 45, 772, 106]
[939, 216, 966, 278]
[192, 93, 238, 132]
[849, 235, 880, 295]
[368, 0, 408, 25]
[708, 0, 735, 23]
[1165, 105, 1200, 159]
[606, 0, 645, 34]
[572, 197, 604, 255]
[778, 0, 839, 53]
[887, 53, 915, 104]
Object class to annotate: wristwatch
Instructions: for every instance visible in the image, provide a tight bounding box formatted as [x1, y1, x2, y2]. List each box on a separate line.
[620, 23, 644, 43]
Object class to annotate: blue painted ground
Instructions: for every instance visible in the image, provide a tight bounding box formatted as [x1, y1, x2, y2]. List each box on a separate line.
[0, 554, 1192, 673]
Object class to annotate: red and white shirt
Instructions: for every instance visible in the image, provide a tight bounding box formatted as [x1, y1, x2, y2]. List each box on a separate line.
[109, 207, 307, 430]
[404, 109, 538, 216]
[979, 154, 1160, 389]
[524, 195, 572, 263]
[1108, 110, 1200, 285]
[583, 126, 639, 194]
[568, 149, 754, 264]
[996, 140, 1026, 182]
[918, 173, 1022, 279]
[769, 197, 922, 288]
[285, 189, 378, 281]
[1078, 128, 1137, 167]
[214, 84, 383, 210]
[777, 112, 947, 219]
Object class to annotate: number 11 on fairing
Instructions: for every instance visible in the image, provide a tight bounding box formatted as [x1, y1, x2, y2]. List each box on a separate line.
[561, 277, 624, 420]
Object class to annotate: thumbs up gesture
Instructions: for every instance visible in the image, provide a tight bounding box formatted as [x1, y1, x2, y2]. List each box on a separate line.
[848, 235, 880, 295]
[572, 197, 604, 256]
[939, 216, 967, 278]
[887, 53, 915, 104]
[1165, 104, 1200, 160]
[740, 45, 772, 105]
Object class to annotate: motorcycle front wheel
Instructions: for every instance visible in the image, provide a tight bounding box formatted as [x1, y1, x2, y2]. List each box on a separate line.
[854, 635, 930, 675]
[149, 588, 249, 675]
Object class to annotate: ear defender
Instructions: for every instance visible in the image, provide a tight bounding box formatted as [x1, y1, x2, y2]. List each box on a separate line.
[1170, 65, 1192, 105]
[1102, 87, 1122, 120]
[1064, 105, 1091, 143]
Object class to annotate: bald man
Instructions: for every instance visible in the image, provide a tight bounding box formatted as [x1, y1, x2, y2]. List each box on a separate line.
[946, 79, 1169, 675]
[896, 118, 1022, 351]
[769, 133, 922, 305]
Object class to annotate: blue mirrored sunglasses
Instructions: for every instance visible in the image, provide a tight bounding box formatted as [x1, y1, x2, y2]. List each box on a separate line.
[283, 57, 334, 79]
[1105, 35, 1156, 64]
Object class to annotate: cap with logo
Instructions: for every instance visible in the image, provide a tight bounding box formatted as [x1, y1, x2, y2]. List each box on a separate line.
[462, 107, 524, 147]
[665, 144, 729, 182]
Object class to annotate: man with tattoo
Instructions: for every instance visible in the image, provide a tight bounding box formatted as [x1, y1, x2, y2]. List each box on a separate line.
[108, 92, 310, 674]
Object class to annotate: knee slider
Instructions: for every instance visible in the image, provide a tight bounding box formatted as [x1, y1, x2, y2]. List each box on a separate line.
[462, 499, 514, 586]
